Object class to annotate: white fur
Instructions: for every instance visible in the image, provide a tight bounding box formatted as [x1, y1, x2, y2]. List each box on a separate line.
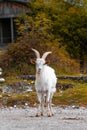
[32, 49, 57, 117]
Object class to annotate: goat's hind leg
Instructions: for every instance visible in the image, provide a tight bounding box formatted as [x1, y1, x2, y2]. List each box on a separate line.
[49, 92, 54, 116]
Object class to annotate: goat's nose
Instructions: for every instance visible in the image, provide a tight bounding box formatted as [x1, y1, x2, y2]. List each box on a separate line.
[38, 68, 41, 72]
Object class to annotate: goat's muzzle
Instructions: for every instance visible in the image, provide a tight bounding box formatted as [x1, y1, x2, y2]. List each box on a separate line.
[37, 68, 41, 75]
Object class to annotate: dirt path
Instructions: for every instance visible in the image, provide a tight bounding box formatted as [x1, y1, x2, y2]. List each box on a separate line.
[0, 107, 87, 130]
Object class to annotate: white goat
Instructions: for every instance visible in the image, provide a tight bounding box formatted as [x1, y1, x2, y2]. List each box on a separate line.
[31, 48, 57, 117]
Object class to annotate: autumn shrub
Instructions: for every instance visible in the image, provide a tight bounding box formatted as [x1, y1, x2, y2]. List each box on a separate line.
[0, 41, 80, 76]
[0, 42, 35, 76]
[47, 41, 80, 75]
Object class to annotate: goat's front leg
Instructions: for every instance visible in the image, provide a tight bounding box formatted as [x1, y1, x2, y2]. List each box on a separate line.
[36, 92, 42, 117]
[36, 91, 44, 117]
[41, 92, 45, 116]
[46, 92, 53, 117]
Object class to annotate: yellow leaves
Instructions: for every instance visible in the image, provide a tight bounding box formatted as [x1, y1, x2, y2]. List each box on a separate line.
[35, 13, 52, 27]
[33, 0, 44, 8]
[68, 7, 78, 14]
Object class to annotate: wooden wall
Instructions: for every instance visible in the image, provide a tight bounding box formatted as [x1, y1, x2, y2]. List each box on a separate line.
[0, 2, 28, 18]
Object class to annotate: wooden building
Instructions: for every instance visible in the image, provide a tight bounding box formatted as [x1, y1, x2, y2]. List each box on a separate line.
[0, 0, 29, 49]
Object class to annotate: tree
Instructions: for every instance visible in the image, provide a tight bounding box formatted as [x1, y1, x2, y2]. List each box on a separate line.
[52, 1, 87, 71]
[2, 0, 79, 75]
[15, 0, 53, 52]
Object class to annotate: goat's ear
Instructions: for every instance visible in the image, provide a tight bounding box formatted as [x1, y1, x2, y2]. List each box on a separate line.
[45, 60, 50, 65]
[30, 59, 36, 64]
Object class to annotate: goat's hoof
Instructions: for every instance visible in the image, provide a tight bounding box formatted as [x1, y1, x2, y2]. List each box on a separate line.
[52, 113, 54, 116]
[36, 114, 40, 117]
[48, 115, 52, 117]
[41, 113, 44, 116]
[47, 114, 52, 117]
[52, 114, 54, 116]
[36, 113, 41, 117]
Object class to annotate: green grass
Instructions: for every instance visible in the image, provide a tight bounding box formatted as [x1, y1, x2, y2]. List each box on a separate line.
[0, 76, 87, 107]
[2, 92, 37, 107]
[53, 81, 87, 106]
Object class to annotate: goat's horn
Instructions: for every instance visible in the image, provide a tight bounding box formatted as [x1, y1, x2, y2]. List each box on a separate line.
[32, 48, 40, 58]
[42, 52, 52, 59]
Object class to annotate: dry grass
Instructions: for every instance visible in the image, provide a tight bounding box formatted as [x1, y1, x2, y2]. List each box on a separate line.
[53, 80, 87, 107]
[0, 78, 87, 107]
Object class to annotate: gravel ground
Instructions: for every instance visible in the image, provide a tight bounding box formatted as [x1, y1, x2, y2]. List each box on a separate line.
[0, 106, 87, 130]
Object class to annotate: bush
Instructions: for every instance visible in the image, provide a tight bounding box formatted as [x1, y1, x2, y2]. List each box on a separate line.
[0, 41, 80, 76]
[0, 42, 35, 75]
